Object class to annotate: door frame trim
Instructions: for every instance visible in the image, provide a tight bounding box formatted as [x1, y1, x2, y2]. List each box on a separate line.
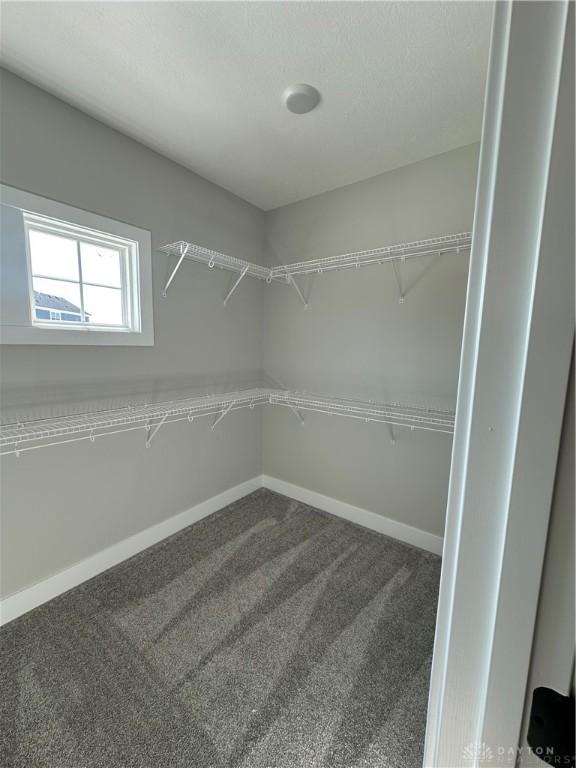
[424, 2, 574, 765]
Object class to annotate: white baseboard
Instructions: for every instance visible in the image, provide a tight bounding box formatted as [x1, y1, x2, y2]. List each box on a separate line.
[1, 473, 442, 626]
[0, 476, 261, 626]
[261, 475, 444, 556]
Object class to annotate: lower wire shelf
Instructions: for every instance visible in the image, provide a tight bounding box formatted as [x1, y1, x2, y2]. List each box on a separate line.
[0, 388, 455, 456]
[270, 391, 455, 433]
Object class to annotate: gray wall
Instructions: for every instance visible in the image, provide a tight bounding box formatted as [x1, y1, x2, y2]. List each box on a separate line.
[0, 70, 266, 597]
[0, 69, 479, 598]
[262, 144, 479, 536]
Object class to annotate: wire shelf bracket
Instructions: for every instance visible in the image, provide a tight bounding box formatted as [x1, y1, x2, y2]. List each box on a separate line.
[286, 274, 308, 308]
[288, 405, 306, 425]
[392, 261, 406, 304]
[162, 243, 190, 297]
[211, 402, 234, 431]
[223, 265, 249, 306]
[145, 413, 168, 448]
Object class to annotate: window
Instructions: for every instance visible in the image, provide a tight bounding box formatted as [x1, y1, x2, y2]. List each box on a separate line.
[25, 213, 139, 332]
[0, 185, 153, 346]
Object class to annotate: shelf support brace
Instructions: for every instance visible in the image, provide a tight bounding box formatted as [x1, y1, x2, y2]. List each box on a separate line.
[223, 265, 249, 306]
[392, 261, 405, 304]
[288, 405, 305, 425]
[211, 402, 233, 431]
[288, 275, 308, 308]
[387, 423, 397, 446]
[162, 243, 190, 297]
[146, 413, 168, 448]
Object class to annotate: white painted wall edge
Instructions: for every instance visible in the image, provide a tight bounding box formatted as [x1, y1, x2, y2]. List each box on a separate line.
[0, 476, 261, 626]
[424, 4, 573, 765]
[0, 473, 443, 626]
[261, 475, 444, 556]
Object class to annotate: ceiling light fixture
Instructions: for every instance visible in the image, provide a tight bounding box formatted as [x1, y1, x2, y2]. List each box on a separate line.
[283, 84, 321, 115]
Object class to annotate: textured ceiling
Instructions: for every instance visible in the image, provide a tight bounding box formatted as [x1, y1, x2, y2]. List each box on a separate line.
[0, 1, 492, 210]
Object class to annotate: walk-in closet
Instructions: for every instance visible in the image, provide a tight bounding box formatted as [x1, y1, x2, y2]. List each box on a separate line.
[1, 2, 574, 768]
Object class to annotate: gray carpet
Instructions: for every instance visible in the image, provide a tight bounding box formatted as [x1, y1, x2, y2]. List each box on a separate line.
[0, 488, 441, 768]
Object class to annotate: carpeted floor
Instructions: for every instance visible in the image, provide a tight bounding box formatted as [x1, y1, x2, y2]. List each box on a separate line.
[0, 488, 441, 768]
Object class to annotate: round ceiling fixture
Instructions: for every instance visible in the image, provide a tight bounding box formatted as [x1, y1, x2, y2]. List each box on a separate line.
[283, 84, 321, 115]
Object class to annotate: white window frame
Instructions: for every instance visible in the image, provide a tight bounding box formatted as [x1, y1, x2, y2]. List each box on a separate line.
[0, 185, 154, 346]
[24, 212, 139, 333]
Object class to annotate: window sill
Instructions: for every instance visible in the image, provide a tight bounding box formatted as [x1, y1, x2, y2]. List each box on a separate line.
[0, 323, 154, 346]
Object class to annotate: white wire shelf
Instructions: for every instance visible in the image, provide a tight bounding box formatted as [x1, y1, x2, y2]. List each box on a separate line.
[269, 391, 456, 434]
[158, 231, 472, 305]
[268, 232, 472, 280]
[0, 389, 272, 456]
[0, 388, 455, 456]
[158, 241, 271, 299]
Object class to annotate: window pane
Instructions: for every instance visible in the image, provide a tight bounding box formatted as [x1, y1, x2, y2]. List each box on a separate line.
[83, 285, 124, 325]
[80, 242, 122, 287]
[29, 229, 79, 281]
[33, 278, 83, 322]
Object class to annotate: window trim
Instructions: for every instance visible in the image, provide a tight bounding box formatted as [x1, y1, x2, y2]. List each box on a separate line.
[24, 212, 137, 332]
[0, 185, 154, 346]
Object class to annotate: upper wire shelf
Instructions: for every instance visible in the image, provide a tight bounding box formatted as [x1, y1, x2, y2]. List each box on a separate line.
[158, 231, 472, 305]
[158, 241, 271, 300]
[269, 232, 472, 279]
[0, 388, 455, 456]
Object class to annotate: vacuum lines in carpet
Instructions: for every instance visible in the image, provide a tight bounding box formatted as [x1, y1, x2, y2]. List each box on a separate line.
[0, 488, 441, 768]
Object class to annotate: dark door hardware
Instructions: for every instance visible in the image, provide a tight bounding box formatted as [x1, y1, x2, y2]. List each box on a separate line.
[527, 686, 575, 767]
